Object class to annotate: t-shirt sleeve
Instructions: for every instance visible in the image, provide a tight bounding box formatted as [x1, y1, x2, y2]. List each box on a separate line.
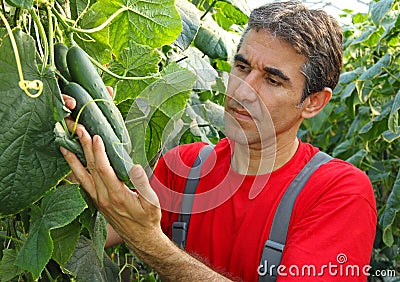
[277, 161, 377, 281]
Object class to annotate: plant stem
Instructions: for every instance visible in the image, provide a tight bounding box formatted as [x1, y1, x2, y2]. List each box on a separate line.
[30, 8, 49, 74]
[87, 52, 158, 81]
[200, 0, 217, 20]
[47, 5, 55, 70]
[52, 4, 130, 34]
[0, 233, 24, 244]
[0, 10, 44, 98]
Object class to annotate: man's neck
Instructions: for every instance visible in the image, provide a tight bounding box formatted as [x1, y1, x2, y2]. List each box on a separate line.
[231, 137, 300, 175]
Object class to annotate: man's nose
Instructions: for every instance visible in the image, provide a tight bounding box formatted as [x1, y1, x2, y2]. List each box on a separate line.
[231, 71, 259, 103]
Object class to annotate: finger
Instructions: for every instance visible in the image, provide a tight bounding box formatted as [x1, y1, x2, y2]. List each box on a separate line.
[91, 135, 124, 192]
[76, 126, 97, 176]
[65, 118, 86, 136]
[60, 146, 96, 199]
[130, 165, 160, 208]
[106, 86, 113, 97]
[62, 94, 76, 110]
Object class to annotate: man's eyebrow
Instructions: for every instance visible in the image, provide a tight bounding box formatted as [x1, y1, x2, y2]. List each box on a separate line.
[234, 54, 249, 65]
[234, 54, 291, 82]
[264, 66, 290, 81]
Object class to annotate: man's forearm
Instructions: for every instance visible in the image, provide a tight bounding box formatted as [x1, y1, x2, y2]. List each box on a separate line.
[124, 230, 231, 282]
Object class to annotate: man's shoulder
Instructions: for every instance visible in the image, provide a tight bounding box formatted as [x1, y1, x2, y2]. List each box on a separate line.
[299, 141, 374, 199]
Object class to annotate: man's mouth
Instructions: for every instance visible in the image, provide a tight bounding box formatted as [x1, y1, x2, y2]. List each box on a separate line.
[231, 107, 253, 121]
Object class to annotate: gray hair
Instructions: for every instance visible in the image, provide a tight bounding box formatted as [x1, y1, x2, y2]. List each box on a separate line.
[238, 1, 343, 102]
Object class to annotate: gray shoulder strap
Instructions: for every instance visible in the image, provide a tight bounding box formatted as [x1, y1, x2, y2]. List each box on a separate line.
[172, 144, 214, 249]
[258, 151, 333, 282]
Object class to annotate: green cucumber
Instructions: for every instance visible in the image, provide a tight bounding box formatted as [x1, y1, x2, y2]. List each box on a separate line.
[54, 122, 86, 165]
[54, 43, 72, 81]
[66, 46, 131, 153]
[63, 82, 133, 182]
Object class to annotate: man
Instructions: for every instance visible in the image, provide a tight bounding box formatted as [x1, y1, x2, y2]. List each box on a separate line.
[61, 1, 377, 281]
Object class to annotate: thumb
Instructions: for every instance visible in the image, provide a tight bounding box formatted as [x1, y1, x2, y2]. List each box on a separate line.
[130, 164, 160, 208]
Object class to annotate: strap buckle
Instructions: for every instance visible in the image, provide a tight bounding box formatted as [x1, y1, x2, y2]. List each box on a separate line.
[172, 222, 188, 249]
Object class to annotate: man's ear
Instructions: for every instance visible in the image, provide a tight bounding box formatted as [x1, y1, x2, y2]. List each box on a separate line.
[301, 87, 332, 119]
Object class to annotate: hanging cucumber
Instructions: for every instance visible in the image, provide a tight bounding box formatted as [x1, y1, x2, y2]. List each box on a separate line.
[66, 46, 131, 153]
[62, 82, 133, 182]
[54, 43, 72, 82]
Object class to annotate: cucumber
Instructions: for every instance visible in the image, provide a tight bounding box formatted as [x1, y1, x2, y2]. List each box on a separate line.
[54, 122, 86, 165]
[66, 46, 131, 153]
[63, 82, 133, 182]
[54, 43, 72, 81]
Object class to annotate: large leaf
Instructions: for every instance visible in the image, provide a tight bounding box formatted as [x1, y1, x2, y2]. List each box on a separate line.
[214, 2, 248, 31]
[379, 169, 400, 246]
[370, 0, 394, 25]
[176, 47, 218, 91]
[194, 13, 240, 59]
[220, 0, 251, 17]
[175, 0, 201, 50]
[15, 184, 87, 278]
[103, 41, 162, 103]
[5, 0, 33, 9]
[64, 236, 119, 282]
[388, 89, 400, 133]
[80, 0, 182, 52]
[0, 29, 70, 216]
[51, 220, 81, 266]
[125, 64, 196, 166]
[0, 249, 24, 282]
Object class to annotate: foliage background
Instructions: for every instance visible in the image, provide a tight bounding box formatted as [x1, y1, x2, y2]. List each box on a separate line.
[0, 0, 399, 281]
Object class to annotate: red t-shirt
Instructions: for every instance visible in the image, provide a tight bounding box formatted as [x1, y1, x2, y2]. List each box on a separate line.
[150, 138, 377, 281]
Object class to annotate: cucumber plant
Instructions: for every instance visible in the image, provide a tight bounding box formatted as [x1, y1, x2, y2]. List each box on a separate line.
[0, 0, 247, 280]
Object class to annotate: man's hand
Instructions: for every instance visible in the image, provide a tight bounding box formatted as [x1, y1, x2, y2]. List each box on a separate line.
[60, 119, 162, 247]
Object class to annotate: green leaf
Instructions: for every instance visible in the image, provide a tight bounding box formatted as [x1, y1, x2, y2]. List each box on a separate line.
[103, 41, 161, 103]
[371, 0, 394, 25]
[51, 220, 81, 266]
[81, 0, 182, 51]
[213, 2, 248, 30]
[382, 129, 400, 142]
[0, 249, 24, 282]
[388, 89, 400, 133]
[339, 67, 365, 85]
[175, 0, 201, 50]
[220, 0, 251, 17]
[125, 64, 196, 166]
[352, 12, 368, 24]
[64, 236, 119, 282]
[345, 149, 367, 166]
[379, 169, 400, 246]
[0, 29, 70, 216]
[332, 140, 353, 158]
[92, 213, 107, 266]
[194, 14, 240, 59]
[177, 47, 218, 91]
[137, 64, 196, 118]
[340, 82, 356, 101]
[4, 0, 33, 9]
[358, 53, 391, 81]
[350, 26, 378, 46]
[15, 184, 86, 277]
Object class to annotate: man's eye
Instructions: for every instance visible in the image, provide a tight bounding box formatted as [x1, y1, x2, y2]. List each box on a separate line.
[266, 77, 281, 86]
[235, 63, 249, 72]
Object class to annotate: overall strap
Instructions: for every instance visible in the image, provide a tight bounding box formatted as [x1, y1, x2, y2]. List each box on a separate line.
[172, 144, 214, 249]
[258, 151, 333, 282]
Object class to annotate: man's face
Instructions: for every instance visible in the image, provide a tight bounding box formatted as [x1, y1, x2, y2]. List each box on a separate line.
[224, 29, 307, 149]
